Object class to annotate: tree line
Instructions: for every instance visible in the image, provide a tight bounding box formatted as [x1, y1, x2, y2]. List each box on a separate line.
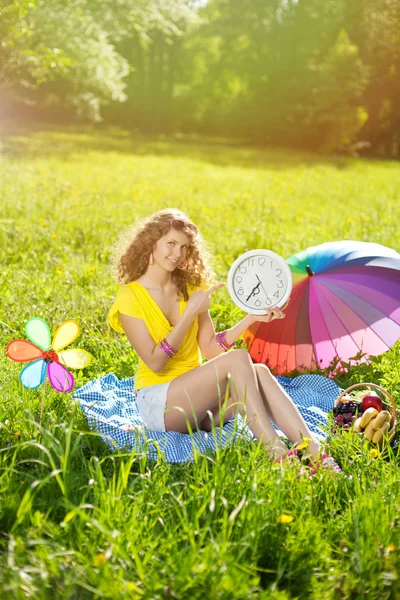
[1, 0, 399, 155]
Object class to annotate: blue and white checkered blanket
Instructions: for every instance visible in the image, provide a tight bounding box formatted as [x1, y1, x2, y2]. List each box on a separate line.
[74, 373, 340, 463]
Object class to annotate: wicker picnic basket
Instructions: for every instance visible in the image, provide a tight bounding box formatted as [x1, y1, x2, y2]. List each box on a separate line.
[333, 383, 398, 449]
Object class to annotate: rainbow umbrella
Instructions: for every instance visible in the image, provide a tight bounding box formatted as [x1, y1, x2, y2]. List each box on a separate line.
[243, 241, 400, 374]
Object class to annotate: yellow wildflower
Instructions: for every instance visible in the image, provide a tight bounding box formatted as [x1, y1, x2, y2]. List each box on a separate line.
[93, 553, 107, 567]
[297, 437, 312, 450]
[388, 544, 396, 552]
[51, 233, 57, 239]
[276, 514, 294, 524]
[369, 449, 378, 458]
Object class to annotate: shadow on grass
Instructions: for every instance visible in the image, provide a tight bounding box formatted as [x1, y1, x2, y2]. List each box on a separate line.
[0, 122, 354, 172]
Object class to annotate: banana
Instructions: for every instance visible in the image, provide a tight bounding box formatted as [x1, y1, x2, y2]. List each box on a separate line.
[360, 407, 379, 429]
[372, 421, 390, 445]
[372, 410, 391, 430]
[364, 417, 377, 441]
[353, 416, 363, 433]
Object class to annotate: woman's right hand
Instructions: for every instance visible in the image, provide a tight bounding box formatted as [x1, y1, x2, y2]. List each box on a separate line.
[186, 283, 226, 316]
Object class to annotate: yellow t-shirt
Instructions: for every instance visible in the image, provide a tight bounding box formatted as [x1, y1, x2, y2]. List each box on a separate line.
[108, 281, 208, 391]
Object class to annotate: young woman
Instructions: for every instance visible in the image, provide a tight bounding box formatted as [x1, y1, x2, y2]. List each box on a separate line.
[108, 209, 341, 470]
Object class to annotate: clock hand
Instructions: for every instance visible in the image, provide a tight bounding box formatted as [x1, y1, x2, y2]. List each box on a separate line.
[246, 281, 261, 302]
[245, 289, 255, 302]
[255, 274, 269, 299]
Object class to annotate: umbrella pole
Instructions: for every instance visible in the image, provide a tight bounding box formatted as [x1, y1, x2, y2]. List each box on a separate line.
[305, 265, 314, 277]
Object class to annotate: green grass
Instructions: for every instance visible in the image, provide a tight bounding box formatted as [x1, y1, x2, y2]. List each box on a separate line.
[1, 125, 400, 599]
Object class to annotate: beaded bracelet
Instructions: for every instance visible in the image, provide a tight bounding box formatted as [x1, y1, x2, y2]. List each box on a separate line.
[216, 330, 235, 351]
[160, 337, 177, 359]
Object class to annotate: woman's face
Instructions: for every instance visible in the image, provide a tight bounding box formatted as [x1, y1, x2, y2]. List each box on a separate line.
[153, 228, 191, 270]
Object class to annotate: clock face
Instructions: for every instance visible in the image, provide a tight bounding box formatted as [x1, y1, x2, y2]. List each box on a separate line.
[227, 249, 292, 314]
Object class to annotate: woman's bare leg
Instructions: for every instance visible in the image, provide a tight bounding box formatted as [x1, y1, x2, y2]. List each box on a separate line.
[165, 349, 288, 459]
[254, 363, 320, 457]
[198, 396, 238, 431]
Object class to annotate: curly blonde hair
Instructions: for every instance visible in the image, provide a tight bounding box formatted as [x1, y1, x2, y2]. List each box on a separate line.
[113, 209, 216, 301]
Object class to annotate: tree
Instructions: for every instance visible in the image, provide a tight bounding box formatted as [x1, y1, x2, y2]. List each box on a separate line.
[346, 0, 400, 156]
[0, 0, 129, 120]
[0, 0, 198, 121]
[106, 0, 202, 131]
[174, 0, 369, 152]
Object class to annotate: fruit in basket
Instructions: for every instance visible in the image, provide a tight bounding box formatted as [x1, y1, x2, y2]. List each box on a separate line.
[332, 396, 364, 431]
[333, 401, 362, 417]
[360, 407, 379, 428]
[364, 417, 377, 441]
[373, 410, 391, 430]
[351, 407, 393, 445]
[342, 412, 353, 424]
[361, 392, 382, 413]
[341, 394, 352, 403]
[372, 421, 391, 445]
[353, 416, 363, 433]
[335, 386, 394, 446]
[334, 394, 352, 407]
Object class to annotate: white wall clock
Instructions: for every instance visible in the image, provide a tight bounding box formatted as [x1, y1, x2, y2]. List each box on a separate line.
[227, 249, 292, 314]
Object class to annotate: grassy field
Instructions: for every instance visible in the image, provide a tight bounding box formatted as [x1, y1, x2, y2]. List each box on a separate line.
[1, 126, 400, 599]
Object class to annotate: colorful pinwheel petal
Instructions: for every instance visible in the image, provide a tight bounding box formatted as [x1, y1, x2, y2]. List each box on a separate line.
[58, 349, 92, 369]
[48, 361, 74, 393]
[52, 320, 80, 351]
[20, 358, 47, 389]
[6, 317, 92, 392]
[25, 317, 51, 351]
[6, 339, 44, 362]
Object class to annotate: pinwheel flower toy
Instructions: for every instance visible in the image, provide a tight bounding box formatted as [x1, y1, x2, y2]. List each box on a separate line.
[6, 318, 92, 392]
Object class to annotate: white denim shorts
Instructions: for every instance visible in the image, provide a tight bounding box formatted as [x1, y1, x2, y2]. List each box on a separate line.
[135, 381, 172, 432]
